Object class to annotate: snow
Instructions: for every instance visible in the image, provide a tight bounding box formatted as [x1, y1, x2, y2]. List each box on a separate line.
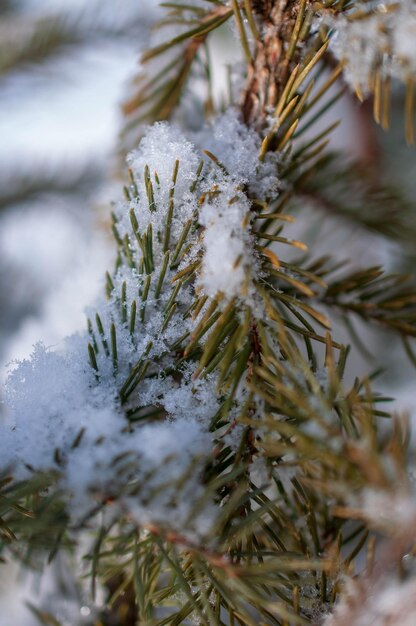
[195, 109, 280, 198]
[195, 110, 279, 299]
[324, 0, 416, 94]
[324, 575, 416, 626]
[0, 202, 112, 371]
[0, 110, 273, 538]
[352, 489, 416, 535]
[120, 109, 274, 303]
[393, 8, 416, 73]
[322, 488, 416, 625]
[199, 190, 253, 299]
[2, 336, 217, 539]
[198, 187, 256, 301]
[124, 122, 200, 237]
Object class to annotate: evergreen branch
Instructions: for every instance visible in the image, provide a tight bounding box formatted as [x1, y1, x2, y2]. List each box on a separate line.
[291, 152, 416, 244]
[0, 165, 102, 211]
[141, 6, 232, 62]
[323, 267, 416, 338]
[321, 1, 416, 142]
[2, 2, 416, 624]
[122, 3, 232, 139]
[0, 6, 156, 78]
[0, 14, 83, 76]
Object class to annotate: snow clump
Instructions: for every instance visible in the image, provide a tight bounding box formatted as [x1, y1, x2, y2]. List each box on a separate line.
[0, 109, 279, 539]
[324, 0, 416, 95]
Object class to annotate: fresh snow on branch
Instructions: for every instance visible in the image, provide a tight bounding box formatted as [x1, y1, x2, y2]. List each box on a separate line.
[0, 110, 277, 539]
[325, 0, 416, 94]
[323, 574, 416, 626]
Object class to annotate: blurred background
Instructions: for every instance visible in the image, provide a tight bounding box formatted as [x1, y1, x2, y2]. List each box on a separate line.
[0, 3, 160, 619]
[0, 0, 161, 375]
[0, 0, 415, 623]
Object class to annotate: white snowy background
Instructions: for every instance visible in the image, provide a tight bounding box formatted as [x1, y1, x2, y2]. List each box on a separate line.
[0, 0, 162, 375]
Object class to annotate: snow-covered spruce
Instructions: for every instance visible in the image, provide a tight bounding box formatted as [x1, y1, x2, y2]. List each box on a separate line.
[0, 111, 278, 539]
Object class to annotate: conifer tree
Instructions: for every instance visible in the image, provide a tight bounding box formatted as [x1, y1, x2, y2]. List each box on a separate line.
[1, 1, 416, 624]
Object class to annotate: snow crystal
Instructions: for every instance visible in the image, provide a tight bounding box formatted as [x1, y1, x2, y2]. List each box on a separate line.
[197, 109, 261, 183]
[194, 109, 280, 300]
[198, 187, 254, 299]
[127, 123, 199, 217]
[392, 3, 416, 76]
[2, 339, 215, 538]
[324, 0, 416, 93]
[324, 575, 416, 626]
[0, 110, 280, 537]
[195, 109, 280, 198]
[327, 13, 388, 95]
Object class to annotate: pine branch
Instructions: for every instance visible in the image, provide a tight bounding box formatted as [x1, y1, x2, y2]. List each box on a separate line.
[291, 152, 416, 244]
[122, 1, 233, 146]
[320, 0, 416, 142]
[2, 1, 416, 625]
[323, 267, 416, 338]
[0, 14, 83, 76]
[0, 165, 102, 211]
[0, 5, 156, 78]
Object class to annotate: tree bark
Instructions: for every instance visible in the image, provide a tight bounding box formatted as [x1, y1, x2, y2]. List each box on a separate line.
[242, 0, 302, 127]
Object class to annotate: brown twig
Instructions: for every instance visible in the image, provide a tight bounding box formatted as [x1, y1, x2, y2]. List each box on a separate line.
[242, 0, 302, 127]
